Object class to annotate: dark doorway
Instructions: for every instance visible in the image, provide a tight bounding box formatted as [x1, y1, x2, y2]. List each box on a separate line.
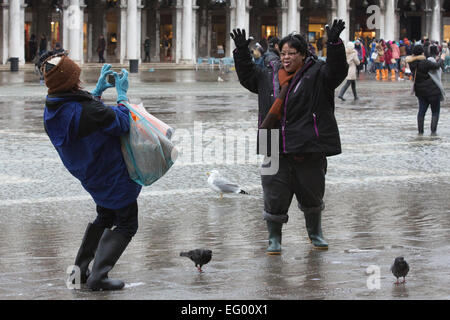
[400, 15, 421, 41]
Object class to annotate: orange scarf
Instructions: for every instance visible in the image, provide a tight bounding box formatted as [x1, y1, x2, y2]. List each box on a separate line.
[259, 67, 300, 129]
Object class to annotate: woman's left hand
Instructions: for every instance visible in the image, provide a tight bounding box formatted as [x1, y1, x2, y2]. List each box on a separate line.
[91, 64, 115, 97]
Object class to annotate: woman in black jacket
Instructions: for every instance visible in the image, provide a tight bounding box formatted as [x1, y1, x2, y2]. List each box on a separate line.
[406, 45, 443, 135]
[231, 20, 348, 253]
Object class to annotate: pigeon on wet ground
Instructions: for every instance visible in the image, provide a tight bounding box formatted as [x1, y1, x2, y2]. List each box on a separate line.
[180, 249, 212, 273]
[206, 170, 248, 199]
[391, 256, 410, 284]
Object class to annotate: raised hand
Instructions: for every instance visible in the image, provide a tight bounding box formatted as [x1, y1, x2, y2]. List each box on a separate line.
[230, 29, 253, 49]
[325, 19, 346, 43]
[114, 69, 129, 103]
[91, 64, 114, 97]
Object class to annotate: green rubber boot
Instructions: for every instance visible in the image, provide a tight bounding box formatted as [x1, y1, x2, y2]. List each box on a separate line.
[266, 221, 282, 255]
[304, 211, 328, 250]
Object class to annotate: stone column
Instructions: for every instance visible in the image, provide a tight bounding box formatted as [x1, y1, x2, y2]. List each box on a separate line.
[384, 0, 395, 41]
[181, 0, 193, 62]
[198, 5, 208, 57]
[279, 0, 288, 37]
[137, 0, 143, 63]
[175, 0, 183, 63]
[430, 0, 441, 42]
[227, 0, 236, 56]
[9, 0, 21, 61]
[127, 0, 138, 60]
[120, 0, 127, 64]
[287, 0, 298, 33]
[1, 3, 7, 64]
[67, 0, 82, 62]
[235, 0, 245, 30]
[336, 0, 349, 43]
[192, 3, 198, 62]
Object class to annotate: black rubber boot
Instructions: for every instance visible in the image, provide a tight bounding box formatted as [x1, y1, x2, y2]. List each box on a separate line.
[72, 223, 105, 284]
[304, 211, 328, 250]
[417, 115, 425, 135]
[431, 114, 439, 135]
[266, 221, 282, 255]
[86, 229, 131, 291]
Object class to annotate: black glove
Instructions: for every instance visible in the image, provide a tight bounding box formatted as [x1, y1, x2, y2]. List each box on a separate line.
[230, 29, 253, 49]
[325, 19, 345, 43]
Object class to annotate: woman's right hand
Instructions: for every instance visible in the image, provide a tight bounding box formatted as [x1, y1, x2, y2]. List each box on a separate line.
[114, 69, 129, 103]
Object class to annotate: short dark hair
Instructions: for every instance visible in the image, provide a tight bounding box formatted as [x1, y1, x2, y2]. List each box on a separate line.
[412, 44, 424, 56]
[279, 33, 309, 56]
[429, 45, 439, 57]
[268, 36, 280, 48]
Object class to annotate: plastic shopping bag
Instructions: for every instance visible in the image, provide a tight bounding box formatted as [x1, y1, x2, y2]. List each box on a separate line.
[120, 102, 178, 186]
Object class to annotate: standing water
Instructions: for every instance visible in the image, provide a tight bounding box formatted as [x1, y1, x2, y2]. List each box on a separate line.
[0, 69, 449, 299]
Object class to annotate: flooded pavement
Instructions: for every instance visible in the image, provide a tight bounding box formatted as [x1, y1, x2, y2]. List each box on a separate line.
[0, 68, 449, 300]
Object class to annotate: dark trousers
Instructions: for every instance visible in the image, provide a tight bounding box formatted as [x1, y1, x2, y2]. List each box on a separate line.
[418, 95, 441, 118]
[339, 80, 357, 99]
[261, 153, 327, 223]
[98, 50, 105, 63]
[144, 51, 150, 62]
[93, 201, 138, 239]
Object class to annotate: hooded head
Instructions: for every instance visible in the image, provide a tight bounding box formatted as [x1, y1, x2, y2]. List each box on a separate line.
[42, 54, 81, 95]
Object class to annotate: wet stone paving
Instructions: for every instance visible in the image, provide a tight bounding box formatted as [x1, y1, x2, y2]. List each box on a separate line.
[0, 68, 449, 300]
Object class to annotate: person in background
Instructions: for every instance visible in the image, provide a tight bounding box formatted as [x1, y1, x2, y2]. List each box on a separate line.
[375, 40, 385, 80]
[252, 43, 265, 69]
[354, 40, 364, 78]
[264, 36, 280, 68]
[384, 41, 395, 81]
[391, 40, 401, 76]
[316, 36, 324, 57]
[29, 34, 38, 62]
[39, 34, 48, 56]
[338, 41, 360, 101]
[97, 34, 106, 63]
[441, 42, 450, 72]
[406, 45, 443, 135]
[53, 42, 65, 54]
[144, 36, 151, 62]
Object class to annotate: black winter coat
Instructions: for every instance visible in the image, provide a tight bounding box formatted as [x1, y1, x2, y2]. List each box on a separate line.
[406, 55, 441, 98]
[233, 41, 348, 157]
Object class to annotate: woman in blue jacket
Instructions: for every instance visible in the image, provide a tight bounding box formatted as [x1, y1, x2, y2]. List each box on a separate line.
[41, 52, 141, 291]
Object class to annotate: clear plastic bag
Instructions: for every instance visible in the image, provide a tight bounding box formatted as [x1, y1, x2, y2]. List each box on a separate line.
[120, 102, 177, 186]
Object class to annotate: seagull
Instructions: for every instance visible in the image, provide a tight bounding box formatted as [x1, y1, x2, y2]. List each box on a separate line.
[180, 249, 212, 273]
[206, 170, 248, 199]
[391, 256, 410, 285]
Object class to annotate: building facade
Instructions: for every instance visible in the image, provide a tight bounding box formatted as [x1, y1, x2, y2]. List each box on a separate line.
[2, 0, 450, 65]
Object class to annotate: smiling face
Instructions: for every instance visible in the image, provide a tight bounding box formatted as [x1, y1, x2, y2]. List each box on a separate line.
[280, 43, 306, 73]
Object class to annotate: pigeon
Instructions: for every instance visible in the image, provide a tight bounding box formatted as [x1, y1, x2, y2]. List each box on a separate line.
[391, 256, 410, 284]
[180, 249, 212, 273]
[206, 170, 248, 199]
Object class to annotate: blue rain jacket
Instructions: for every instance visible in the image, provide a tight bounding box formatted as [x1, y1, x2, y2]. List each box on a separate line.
[44, 91, 141, 209]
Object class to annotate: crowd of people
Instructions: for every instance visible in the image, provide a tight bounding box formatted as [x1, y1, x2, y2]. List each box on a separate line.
[367, 36, 450, 81]
[249, 33, 446, 140]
